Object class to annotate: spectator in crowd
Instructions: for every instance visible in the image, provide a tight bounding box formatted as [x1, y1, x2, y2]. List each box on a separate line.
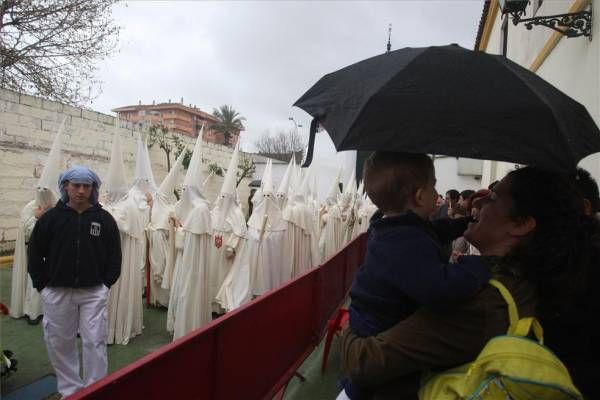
[28, 166, 121, 398]
[458, 190, 475, 214]
[341, 166, 600, 399]
[429, 194, 448, 220]
[574, 167, 600, 217]
[444, 189, 459, 209]
[340, 152, 491, 399]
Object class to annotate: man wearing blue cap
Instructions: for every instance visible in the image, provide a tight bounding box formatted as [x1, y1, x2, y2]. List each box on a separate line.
[28, 165, 121, 397]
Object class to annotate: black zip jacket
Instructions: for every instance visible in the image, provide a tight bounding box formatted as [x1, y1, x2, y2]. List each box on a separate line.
[28, 200, 121, 291]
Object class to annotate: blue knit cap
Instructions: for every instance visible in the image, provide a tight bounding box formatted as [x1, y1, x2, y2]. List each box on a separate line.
[58, 165, 102, 204]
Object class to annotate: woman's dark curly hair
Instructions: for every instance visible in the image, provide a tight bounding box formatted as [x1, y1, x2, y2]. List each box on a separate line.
[504, 166, 600, 318]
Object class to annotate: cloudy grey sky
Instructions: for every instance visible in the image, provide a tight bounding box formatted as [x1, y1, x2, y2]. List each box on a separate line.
[93, 0, 484, 152]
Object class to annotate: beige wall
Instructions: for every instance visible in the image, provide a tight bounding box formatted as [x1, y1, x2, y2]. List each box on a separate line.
[0, 88, 250, 245]
[479, 0, 600, 186]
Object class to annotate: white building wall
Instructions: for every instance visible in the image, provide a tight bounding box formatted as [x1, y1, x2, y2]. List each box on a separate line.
[480, 0, 600, 184]
[434, 157, 483, 194]
[252, 160, 288, 188]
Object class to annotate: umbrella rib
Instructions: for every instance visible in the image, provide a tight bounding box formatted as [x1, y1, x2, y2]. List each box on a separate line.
[338, 53, 426, 150]
[497, 58, 578, 169]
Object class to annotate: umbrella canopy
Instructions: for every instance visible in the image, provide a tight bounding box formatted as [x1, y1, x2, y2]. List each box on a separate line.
[294, 44, 600, 172]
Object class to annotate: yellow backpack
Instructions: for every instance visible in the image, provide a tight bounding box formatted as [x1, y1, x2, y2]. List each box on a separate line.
[419, 279, 584, 400]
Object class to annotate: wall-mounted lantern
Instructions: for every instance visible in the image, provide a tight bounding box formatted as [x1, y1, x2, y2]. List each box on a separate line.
[499, 0, 592, 39]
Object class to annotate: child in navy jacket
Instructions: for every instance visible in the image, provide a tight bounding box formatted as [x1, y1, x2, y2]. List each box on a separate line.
[343, 152, 490, 398]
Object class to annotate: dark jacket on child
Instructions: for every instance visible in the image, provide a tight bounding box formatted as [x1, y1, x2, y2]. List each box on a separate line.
[349, 210, 491, 337]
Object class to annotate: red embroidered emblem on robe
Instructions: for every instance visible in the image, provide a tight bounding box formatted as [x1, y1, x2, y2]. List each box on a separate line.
[214, 234, 223, 249]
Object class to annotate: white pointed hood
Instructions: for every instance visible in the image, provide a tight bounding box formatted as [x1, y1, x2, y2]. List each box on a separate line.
[340, 168, 356, 207]
[288, 161, 300, 197]
[104, 121, 128, 204]
[345, 169, 356, 195]
[183, 129, 205, 190]
[36, 116, 66, 207]
[277, 157, 293, 195]
[151, 150, 186, 231]
[262, 159, 274, 195]
[282, 166, 315, 233]
[301, 166, 312, 199]
[248, 159, 285, 231]
[357, 180, 364, 197]
[212, 142, 246, 235]
[220, 141, 240, 196]
[176, 133, 208, 225]
[133, 131, 157, 193]
[325, 167, 342, 206]
[159, 149, 186, 197]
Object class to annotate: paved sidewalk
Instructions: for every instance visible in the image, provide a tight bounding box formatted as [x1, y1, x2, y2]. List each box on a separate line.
[1, 266, 343, 399]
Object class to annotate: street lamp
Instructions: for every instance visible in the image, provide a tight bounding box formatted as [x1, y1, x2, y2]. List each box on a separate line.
[499, 0, 592, 39]
[288, 117, 303, 133]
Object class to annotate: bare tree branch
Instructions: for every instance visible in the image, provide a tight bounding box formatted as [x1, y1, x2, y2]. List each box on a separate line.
[0, 0, 120, 105]
[254, 129, 306, 162]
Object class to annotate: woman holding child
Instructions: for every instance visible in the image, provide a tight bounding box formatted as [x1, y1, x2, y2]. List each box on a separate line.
[341, 153, 600, 399]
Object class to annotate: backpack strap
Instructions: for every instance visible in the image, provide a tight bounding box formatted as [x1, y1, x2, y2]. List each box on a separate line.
[488, 279, 544, 343]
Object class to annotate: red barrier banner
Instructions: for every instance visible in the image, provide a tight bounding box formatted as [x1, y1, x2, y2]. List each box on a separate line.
[73, 326, 218, 400]
[214, 272, 318, 400]
[71, 233, 368, 400]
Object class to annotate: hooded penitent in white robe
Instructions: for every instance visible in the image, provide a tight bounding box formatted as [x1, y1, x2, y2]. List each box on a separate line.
[283, 167, 320, 279]
[341, 171, 358, 244]
[246, 160, 290, 296]
[168, 187, 213, 340]
[106, 181, 150, 345]
[351, 182, 370, 239]
[275, 157, 294, 210]
[216, 187, 263, 311]
[106, 132, 153, 345]
[147, 150, 186, 307]
[318, 168, 347, 260]
[212, 144, 250, 312]
[166, 133, 214, 340]
[11, 117, 65, 321]
[11, 200, 38, 319]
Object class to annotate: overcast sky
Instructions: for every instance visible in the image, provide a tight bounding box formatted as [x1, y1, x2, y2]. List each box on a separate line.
[93, 1, 484, 153]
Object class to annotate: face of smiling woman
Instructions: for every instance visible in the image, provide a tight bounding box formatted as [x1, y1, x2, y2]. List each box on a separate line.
[464, 176, 534, 257]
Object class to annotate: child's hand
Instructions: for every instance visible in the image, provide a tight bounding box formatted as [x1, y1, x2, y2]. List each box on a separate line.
[450, 250, 465, 263]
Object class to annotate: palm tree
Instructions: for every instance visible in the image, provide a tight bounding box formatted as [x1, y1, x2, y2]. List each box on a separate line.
[212, 105, 245, 146]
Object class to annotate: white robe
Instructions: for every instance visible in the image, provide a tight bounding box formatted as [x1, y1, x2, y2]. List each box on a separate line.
[351, 203, 370, 239]
[248, 195, 289, 296]
[209, 204, 247, 313]
[248, 227, 289, 296]
[215, 237, 250, 312]
[319, 205, 349, 260]
[105, 192, 149, 345]
[10, 200, 42, 320]
[147, 190, 178, 307]
[147, 228, 171, 307]
[160, 226, 177, 294]
[283, 199, 320, 279]
[170, 203, 213, 341]
[166, 228, 185, 333]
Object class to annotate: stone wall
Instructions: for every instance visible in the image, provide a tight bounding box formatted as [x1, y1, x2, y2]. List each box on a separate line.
[0, 88, 251, 245]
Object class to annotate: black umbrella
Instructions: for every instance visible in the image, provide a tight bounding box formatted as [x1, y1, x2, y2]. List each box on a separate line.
[294, 44, 600, 172]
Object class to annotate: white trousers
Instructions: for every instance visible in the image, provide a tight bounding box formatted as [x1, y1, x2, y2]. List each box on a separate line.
[41, 285, 109, 397]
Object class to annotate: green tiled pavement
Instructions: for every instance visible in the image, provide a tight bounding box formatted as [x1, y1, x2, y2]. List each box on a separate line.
[1, 266, 342, 399]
